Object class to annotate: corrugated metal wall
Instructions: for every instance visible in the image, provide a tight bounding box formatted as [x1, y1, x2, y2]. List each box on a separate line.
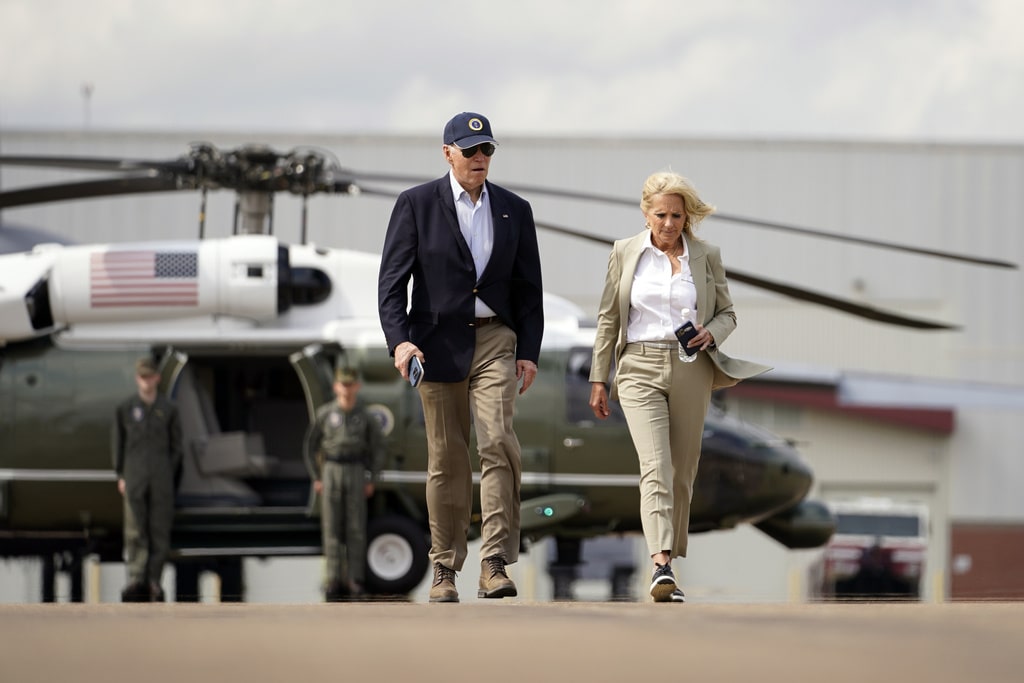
[3, 130, 1022, 557]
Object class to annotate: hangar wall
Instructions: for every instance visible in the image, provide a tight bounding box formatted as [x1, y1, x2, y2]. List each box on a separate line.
[2, 130, 1021, 600]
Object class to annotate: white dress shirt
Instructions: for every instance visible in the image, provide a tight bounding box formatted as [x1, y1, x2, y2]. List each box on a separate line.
[625, 232, 698, 343]
[449, 171, 497, 317]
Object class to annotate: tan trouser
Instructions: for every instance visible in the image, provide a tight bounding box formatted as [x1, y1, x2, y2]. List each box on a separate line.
[616, 343, 713, 559]
[417, 322, 522, 571]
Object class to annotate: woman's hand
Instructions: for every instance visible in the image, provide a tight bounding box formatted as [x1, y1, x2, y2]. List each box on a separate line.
[589, 382, 611, 420]
[694, 324, 716, 351]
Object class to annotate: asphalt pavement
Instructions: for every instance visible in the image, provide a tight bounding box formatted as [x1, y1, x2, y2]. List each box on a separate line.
[1, 602, 1022, 682]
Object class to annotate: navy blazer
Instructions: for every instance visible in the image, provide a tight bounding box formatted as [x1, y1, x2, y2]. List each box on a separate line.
[378, 175, 544, 382]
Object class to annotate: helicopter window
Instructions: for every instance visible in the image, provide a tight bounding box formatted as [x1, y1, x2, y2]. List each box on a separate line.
[565, 347, 625, 425]
[288, 267, 332, 306]
[25, 278, 55, 330]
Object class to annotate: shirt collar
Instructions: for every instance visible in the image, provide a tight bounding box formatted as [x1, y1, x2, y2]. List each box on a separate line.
[642, 231, 689, 258]
[448, 170, 487, 204]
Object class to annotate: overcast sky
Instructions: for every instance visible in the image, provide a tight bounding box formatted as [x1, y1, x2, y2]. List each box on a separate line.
[1, 0, 1023, 142]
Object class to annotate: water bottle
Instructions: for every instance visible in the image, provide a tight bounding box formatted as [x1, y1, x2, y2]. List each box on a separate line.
[678, 307, 697, 363]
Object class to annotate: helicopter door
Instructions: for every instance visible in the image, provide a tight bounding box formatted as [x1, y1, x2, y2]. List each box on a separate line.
[156, 347, 187, 497]
[288, 344, 335, 514]
[157, 347, 188, 396]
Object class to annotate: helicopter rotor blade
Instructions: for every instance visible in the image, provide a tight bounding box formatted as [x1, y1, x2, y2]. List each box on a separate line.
[336, 183, 401, 200]
[535, 219, 958, 331]
[0, 175, 186, 209]
[4, 151, 1011, 269]
[332, 172, 1014, 270]
[337, 170, 431, 186]
[0, 154, 193, 175]
[499, 182, 1016, 270]
[711, 212, 1017, 270]
[725, 268, 957, 330]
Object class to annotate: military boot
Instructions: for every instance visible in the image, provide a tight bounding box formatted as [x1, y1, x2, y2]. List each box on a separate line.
[478, 555, 517, 599]
[428, 563, 459, 603]
[324, 580, 349, 603]
[120, 581, 149, 603]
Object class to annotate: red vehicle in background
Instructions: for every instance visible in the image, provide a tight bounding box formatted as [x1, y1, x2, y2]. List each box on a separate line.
[815, 498, 928, 600]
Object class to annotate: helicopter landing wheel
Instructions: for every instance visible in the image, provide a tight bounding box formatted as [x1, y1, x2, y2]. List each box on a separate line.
[364, 515, 429, 596]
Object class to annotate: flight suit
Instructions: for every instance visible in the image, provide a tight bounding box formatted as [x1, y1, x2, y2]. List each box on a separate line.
[112, 394, 183, 591]
[305, 400, 384, 594]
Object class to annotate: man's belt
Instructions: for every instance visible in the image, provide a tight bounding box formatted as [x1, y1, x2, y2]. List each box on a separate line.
[325, 454, 366, 464]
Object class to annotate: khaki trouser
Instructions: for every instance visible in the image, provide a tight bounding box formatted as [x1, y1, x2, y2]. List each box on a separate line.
[616, 343, 714, 559]
[417, 322, 522, 571]
[321, 460, 368, 585]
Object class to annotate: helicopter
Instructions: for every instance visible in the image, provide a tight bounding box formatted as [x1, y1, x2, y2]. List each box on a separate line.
[2, 141, 1008, 602]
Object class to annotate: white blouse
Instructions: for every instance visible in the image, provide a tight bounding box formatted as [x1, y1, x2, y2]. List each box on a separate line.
[625, 233, 698, 343]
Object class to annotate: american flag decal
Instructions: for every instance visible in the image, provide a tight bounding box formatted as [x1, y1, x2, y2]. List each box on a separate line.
[90, 250, 199, 308]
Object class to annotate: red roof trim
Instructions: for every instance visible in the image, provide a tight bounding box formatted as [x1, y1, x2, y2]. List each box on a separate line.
[727, 383, 955, 434]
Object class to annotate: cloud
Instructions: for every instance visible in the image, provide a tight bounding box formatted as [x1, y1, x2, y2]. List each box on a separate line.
[2, 0, 1022, 141]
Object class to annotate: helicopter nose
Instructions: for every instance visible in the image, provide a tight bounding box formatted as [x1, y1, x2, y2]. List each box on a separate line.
[766, 442, 813, 505]
[695, 438, 816, 531]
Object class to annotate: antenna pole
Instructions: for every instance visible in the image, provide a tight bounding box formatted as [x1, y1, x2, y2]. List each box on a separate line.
[80, 83, 94, 130]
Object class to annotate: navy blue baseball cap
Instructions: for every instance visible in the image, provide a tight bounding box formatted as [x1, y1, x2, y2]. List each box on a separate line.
[443, 112, 498, 147]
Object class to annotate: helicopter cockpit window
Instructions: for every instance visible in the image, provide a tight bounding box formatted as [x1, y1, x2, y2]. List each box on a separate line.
[565, 347, 626, 424]
[289, 267, 332, 306]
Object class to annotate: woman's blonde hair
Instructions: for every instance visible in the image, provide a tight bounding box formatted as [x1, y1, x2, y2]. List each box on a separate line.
[640, 171, 716, 237]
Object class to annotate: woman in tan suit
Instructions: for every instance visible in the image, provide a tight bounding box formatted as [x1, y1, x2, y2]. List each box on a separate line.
[589, 171, 770, 602]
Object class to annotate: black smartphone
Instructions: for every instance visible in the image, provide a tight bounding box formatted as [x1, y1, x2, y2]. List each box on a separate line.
[408, 355, 424, 387]
[674, 321, 699, 356]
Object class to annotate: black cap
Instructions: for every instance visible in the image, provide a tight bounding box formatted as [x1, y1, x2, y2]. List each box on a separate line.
[443, 112, 497, 147]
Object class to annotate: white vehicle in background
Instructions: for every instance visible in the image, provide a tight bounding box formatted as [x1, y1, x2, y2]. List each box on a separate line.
[814, 497, 928, 600]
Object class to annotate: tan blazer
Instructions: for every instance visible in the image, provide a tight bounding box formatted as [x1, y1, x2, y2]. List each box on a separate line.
[589, 230, 771, 399]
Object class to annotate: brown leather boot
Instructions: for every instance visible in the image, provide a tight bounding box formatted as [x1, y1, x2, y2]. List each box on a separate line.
[478, 555, 517, 599]
[428, 563, 459, 603]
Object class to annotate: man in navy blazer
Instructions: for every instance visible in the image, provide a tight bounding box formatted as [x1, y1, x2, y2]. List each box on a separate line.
[378, 112, 544, 603]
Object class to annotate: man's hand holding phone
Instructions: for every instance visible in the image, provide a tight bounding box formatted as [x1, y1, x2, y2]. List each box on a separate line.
[408, 355, 424, 387]
[394, 342, 425, 386]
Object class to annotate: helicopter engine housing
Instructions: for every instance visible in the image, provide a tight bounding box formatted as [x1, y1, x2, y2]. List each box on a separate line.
[0, 235, 289, 343]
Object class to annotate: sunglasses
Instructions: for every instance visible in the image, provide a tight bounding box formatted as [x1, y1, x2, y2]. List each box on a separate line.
[455, 143, 496, 158]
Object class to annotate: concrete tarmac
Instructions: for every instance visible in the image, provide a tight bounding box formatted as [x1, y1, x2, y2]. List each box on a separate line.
[1, 602, 1022, 682]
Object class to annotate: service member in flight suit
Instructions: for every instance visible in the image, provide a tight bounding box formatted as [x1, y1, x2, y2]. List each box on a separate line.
[305, 367, 385, 601]
[112, 356, 183, 602]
